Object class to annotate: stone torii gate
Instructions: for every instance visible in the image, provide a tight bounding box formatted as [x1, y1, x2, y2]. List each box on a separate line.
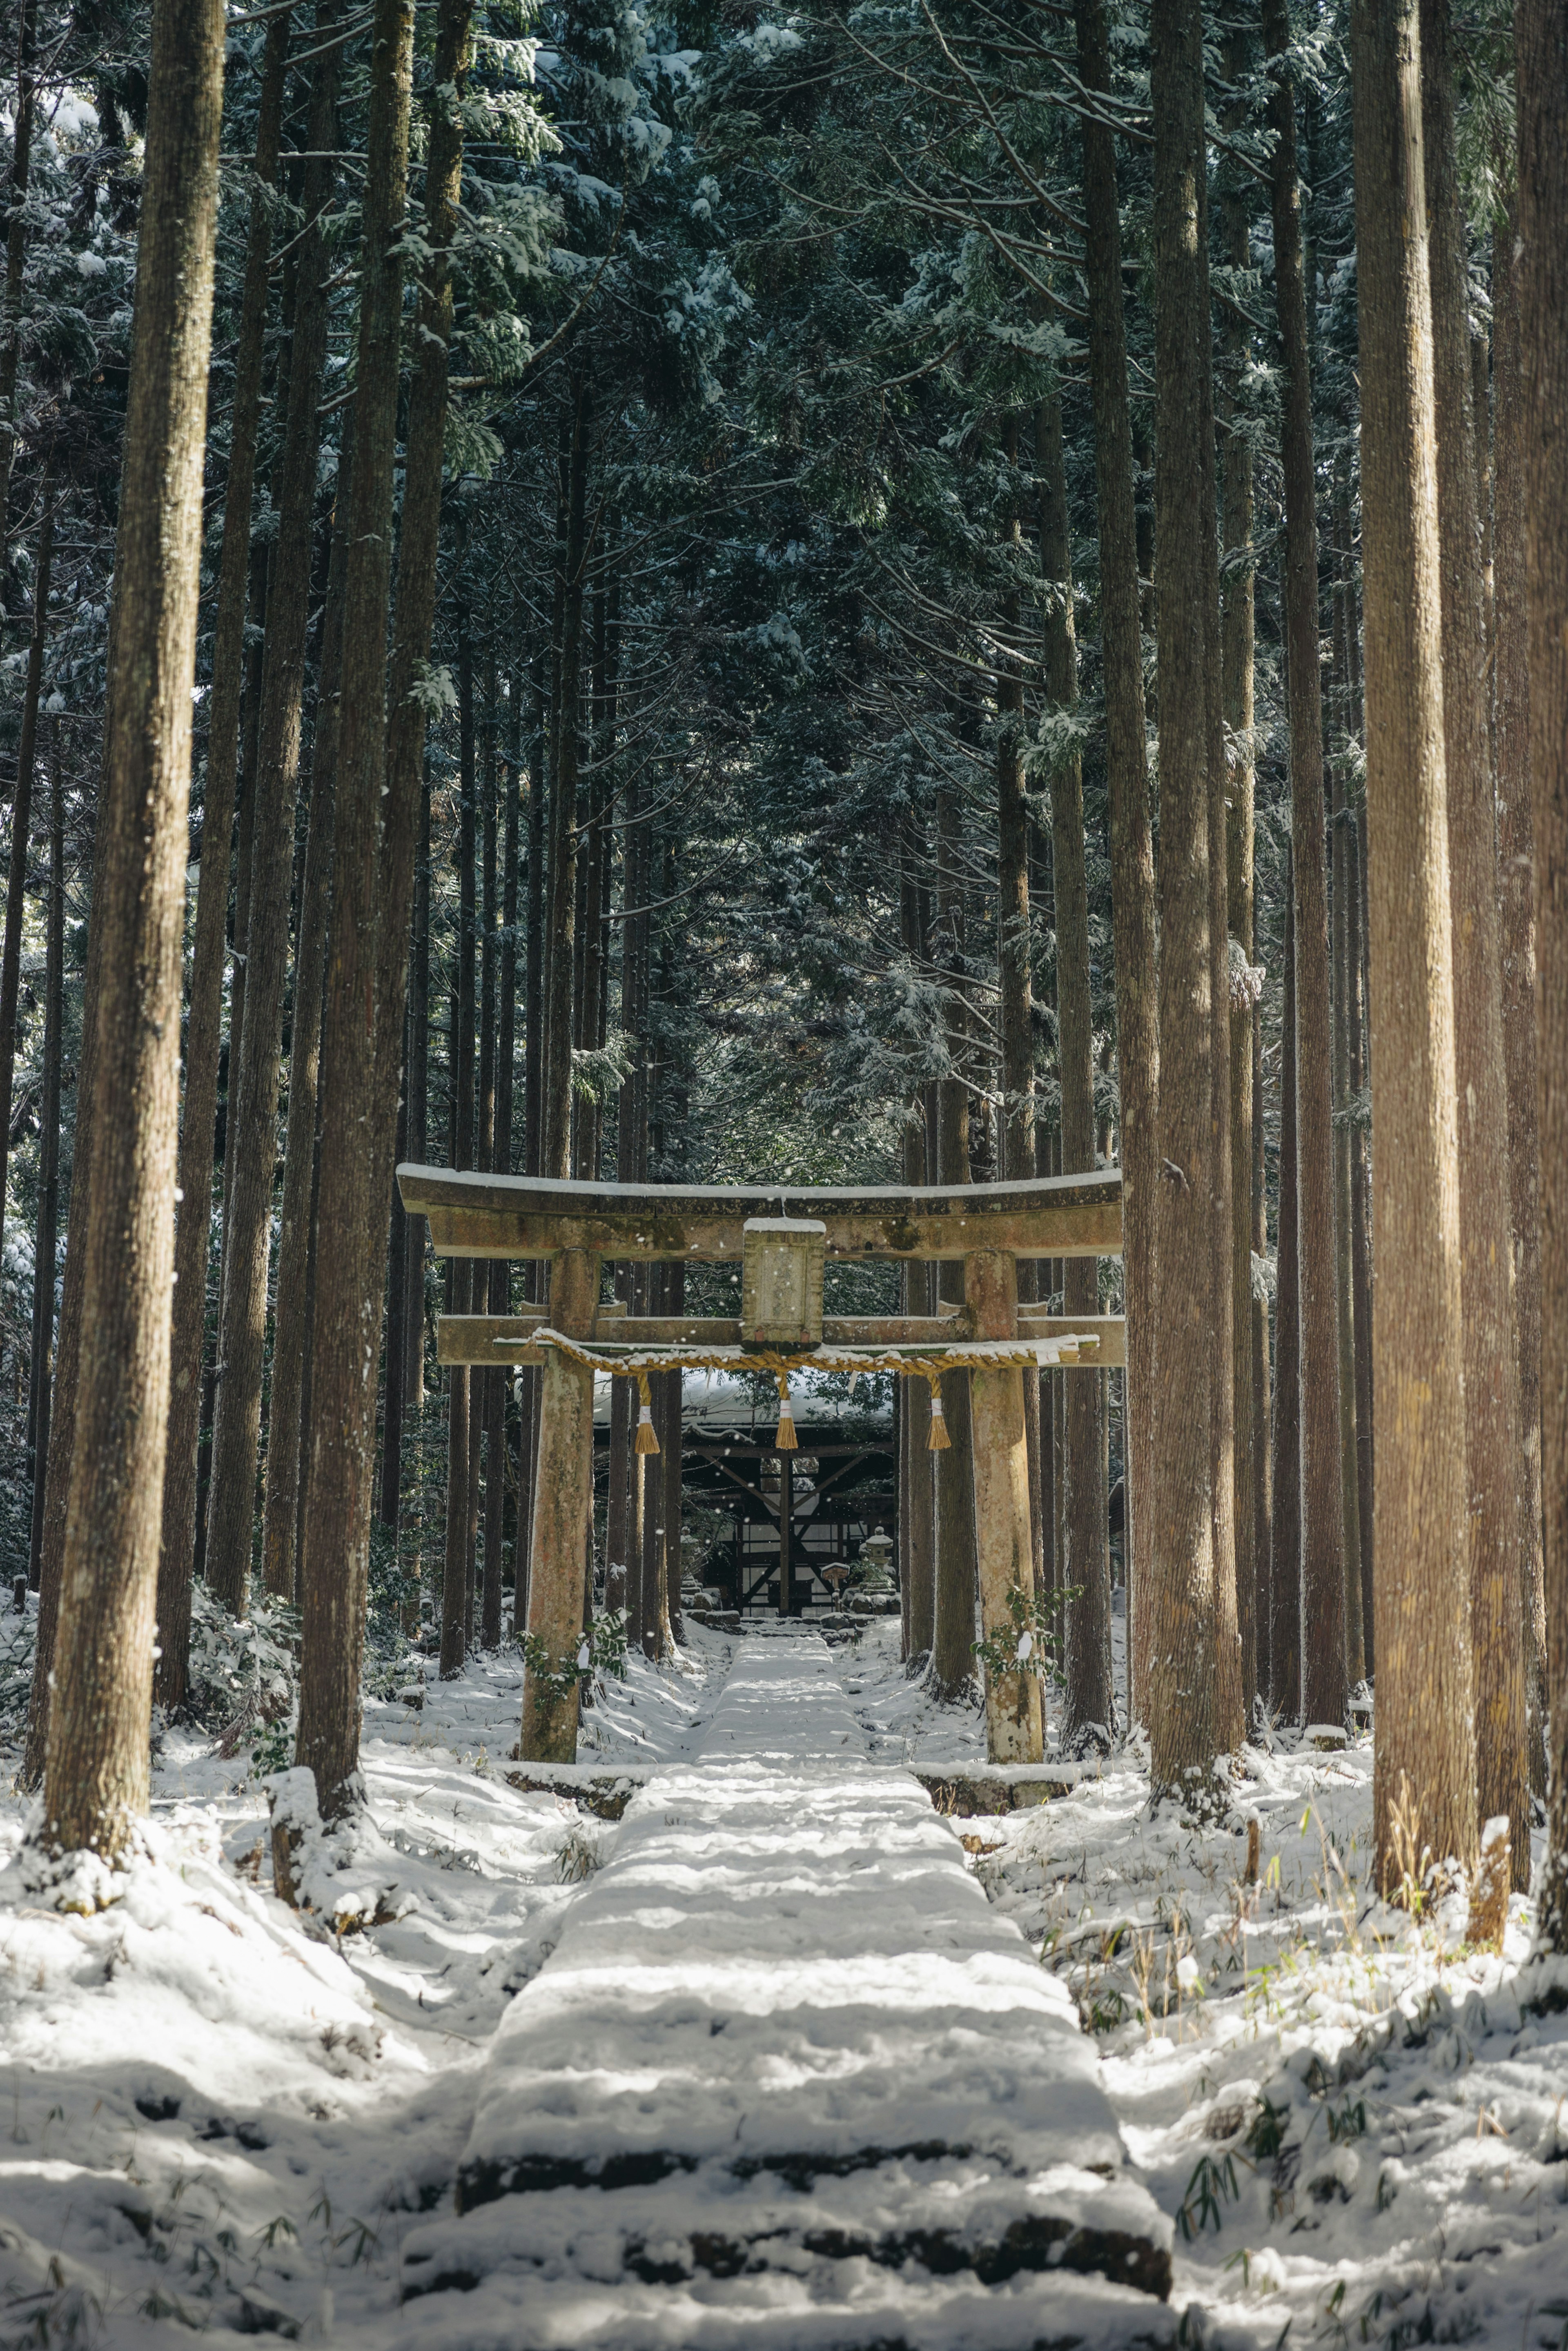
[396, 1165, 1125, 1768]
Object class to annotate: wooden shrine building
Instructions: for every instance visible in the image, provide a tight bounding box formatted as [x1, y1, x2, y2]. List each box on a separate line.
[396, 1165, 1125, 1768]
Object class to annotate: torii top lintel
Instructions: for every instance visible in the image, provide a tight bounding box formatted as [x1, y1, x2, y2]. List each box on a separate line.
[395, 1163, 1123, 1264]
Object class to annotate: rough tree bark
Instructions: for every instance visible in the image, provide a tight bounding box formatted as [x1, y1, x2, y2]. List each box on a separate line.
[1330, 580, 1365, 1691]
[205, 34, 343, 1618]
[1351, 0, 1477, 1888]
[287, 0, 418, 1834]
[543, 383, 588, 1183]
[38, 0, 225, 1863]
[1220, 47, 1258, 1720]
[900, 829, 935, 1659]
[26, 741, 62, 1589]
[1041, 391, 1110, 1750]
[1422, 0, 1530, 1876]
[1265, 0, 1348, 1731]
[999, 415, 1042, 1596]
[1252, 1009, 1273, 1701]
[1515, 0, 1568, 1946]
[1271, 860, 1302, 1718]
[1075, 0, 1157, 1725]
[1492, 192, 1548, 1799]
[156, 9, 291, 1696]
[258, 405, 350, 1604]
[0, 475, 53, 1270]
[1147, 0, 1217, 1805]
[929, 786, 978, 1701]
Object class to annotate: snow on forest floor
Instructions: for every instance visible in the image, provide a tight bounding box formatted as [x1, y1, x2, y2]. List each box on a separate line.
[0, 1614, 1566, 2347]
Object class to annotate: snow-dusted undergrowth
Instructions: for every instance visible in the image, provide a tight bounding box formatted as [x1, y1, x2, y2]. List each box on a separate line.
[849, 1617, 1568, 2349]
[0, 1612, 1564, 2347]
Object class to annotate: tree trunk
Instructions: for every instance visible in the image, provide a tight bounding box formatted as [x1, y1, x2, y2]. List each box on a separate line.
[1220, 65, 1258, 1726]
[381, 1042, 408, 1534]
[999, 416, 1042, 1596]
[1265, 0, 1347, 1731]
[900, 829, 935, 1659]
[287, 0, 417, 1834]
[1330, 601, 1365, 1690]
[1076, 0, 1158, 1727]
[1198, 118, 1241, 1762]
[1422, 0, 1530, 1876]
[26, 745, 62, 1589]
[407, 769, 431, 1412]
[38, 0, 225, 1863]
[201, 532, 267, 1582]
[1515, 0, 1568, 1946]
[205, 40, 341, 1619]
[22, 863, 103, 1790]
[157, 11, 290, 1694]
[1041, 392, 1110, 1750]
[1271, 866, 1302, 1719]
[0, 475, 53, 1273]
[543, 383, 588, 1183]
[1492, 190, 1547, 1798]
[440, 1256, 470, 1679]
[664, 1265, 686, 1645]
[1350, 0, 1476, 1888]
[485, 669, 519, 1649]
[1147, 0, 1217, 1806]
[258, 406, 350, 1604]
[1252, 1006, 1273, 1701]
[930, 788, 978, 1701]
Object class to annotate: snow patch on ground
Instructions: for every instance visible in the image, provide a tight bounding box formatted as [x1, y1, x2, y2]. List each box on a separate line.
[849, 1617, 1568, 2347]
[0, 1630, 735, 2345]
[1, 1611, 1567, 2346]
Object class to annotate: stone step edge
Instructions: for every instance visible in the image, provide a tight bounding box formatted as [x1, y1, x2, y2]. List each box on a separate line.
[500, 1760, 1098, 1820]
[415, 2186, 1170, 2306]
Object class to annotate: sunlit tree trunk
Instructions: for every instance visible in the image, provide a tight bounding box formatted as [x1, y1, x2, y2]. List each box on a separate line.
[1075, 0, 1157, 1722]
[39, 0, 225, 1862]
[1147, 0, 1217, 1803]
[1040, 392, 1110, 1748]
[1265, 0, 1348, 1730]
[1422, 0, 1530, 1876]
[1492, 192, 1548, 1798]
[288, 0, 417, 1832]
[205, 33, 343, 1618]
[1220, 43, 1258, 1722]
[1271, 861, 1301, 1719]
[260, 408, 350, 1604]
[1351, 0, 1476, 1888]
[1515, 0, 1568, 1948]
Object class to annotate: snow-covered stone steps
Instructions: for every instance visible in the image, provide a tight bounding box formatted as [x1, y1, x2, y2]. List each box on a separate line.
[396, 1642, 1173, 2347]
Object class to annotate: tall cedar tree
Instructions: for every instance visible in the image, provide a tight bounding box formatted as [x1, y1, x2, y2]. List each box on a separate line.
[1074, 0, 1157, 1721]
[38, 0, 225, 1861]
[1148, 0, 1218, 1802]
[1515, 0, 1568, 1947]
[205, 32, 344, 1618]
[1421, 0, 1530, 1877]
[287, 0, 416, 1840]
[260, 397, 352, 1602]
[1492, 195, 1548, 1796]
[156, 10, 290, 1697]
[1350, 0, 1476, 1887]
[1264, 0, 1348, 1731]
[1219, 40, 1258, 1716]
[1042, 391, 1110, 1749]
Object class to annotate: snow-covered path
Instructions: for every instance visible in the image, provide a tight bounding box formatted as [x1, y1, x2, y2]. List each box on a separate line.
[396, 1636, 1174, 2347]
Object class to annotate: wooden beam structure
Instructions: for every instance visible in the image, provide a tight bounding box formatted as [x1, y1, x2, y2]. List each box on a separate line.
[396, 1163, 1122, 1263]
[435, 1311, 1126, 1367]
[403, 1167, 1126, 1774]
